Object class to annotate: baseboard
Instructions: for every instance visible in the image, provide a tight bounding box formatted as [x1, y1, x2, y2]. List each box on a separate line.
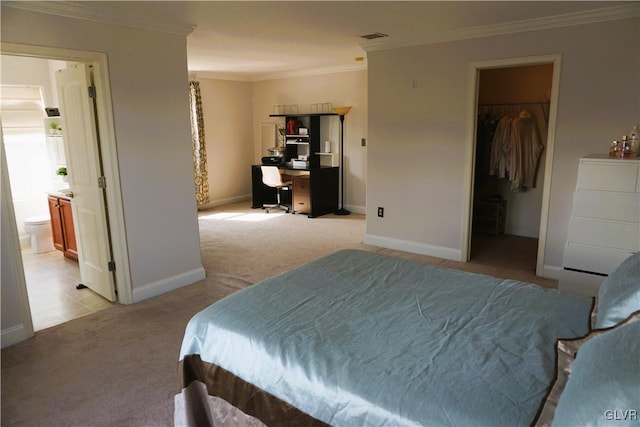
[132, 266, 206, 303]
[1, 323, 32, 349]
[542, 264, 562, 280]
[344, 203, 366, 215]
[364, 233, 461, 261]
[199, 195, 252, 210]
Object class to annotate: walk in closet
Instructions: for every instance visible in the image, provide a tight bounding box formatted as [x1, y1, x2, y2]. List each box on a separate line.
[471, 64, 553, 272]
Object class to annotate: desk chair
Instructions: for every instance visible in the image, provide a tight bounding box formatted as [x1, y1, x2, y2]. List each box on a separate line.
[261, 165, 292, 213]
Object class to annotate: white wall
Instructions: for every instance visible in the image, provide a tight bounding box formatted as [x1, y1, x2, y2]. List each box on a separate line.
[1, 7, 204, 340]
[366, 17, 640, 274]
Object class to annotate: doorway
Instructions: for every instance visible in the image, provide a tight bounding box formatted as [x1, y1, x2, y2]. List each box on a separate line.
[1, 58, 113, 330]
[471, 64, 552, 273]
[462, 54, 561, 278]
[1, 42, 132, 343]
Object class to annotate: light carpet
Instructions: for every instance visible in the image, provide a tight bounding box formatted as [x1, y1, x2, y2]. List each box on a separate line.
[1, 201, 556, 426]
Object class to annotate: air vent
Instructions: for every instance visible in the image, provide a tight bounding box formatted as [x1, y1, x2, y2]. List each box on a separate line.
[360, 32, 388, 40]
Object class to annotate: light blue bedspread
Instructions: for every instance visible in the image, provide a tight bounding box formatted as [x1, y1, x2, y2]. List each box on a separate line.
[180, 249, 591, 426]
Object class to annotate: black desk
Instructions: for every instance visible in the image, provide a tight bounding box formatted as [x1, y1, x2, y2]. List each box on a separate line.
[251, 165, 339, 218]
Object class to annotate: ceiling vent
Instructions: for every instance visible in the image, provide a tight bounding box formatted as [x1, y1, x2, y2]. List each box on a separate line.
[360, 32, 388, 40]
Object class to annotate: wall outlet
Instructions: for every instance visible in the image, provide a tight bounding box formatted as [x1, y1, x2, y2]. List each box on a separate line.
[377, 207, 384, 217]
[361, 138, 366, 147]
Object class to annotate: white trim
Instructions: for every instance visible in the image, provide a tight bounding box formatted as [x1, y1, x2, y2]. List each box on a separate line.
[344, 203, 366, 215]
[200, 194, 252, 210]
[1, 132, 35, 348]
[461, 54, 562, 279]
[1, 42, 133, 305]
[2, 1, 196, 36]
[536, 58, 562, 277]
[361, 3, 640, 52]
[132, 267, 206, 303]
[364, 233, 461, 261]
[90, 54, 133, 305]
[1, 324, 31, 349]
[543, 264, 562, 280]
[192, 64, 368, 83]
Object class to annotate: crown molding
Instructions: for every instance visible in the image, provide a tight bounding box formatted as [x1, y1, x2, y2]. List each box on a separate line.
[361, 3, 640, 52]
[191, 63, 368, 83]
[2, 1, 196, 36]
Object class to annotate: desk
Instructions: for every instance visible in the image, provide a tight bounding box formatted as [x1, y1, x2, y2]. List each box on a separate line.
[251, 165, 338, 218]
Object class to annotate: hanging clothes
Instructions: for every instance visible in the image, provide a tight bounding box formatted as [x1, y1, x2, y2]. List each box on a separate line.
[509, 109, 544, 191]
[480, 104, 546, 192]
[489, 115, 512, 180]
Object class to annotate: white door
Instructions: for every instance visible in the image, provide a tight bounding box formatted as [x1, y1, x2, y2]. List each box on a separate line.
[56, 64, 116, 302]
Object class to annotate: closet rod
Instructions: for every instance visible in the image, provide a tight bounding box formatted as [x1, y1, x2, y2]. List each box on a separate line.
[478, 101, 550, 107]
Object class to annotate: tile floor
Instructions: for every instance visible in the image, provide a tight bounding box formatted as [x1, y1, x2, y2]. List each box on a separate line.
[21, 248, 113, 331]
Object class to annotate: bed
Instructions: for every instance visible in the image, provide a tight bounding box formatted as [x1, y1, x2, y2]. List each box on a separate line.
[175, 249, 640, 426]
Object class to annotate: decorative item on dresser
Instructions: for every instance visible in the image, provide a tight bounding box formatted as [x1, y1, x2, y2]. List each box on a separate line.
[559, 155, 640, 296]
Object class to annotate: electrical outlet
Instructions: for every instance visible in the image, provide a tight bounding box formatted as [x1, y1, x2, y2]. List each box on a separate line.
[377, 207, 384, 217]
[361, 138, 366, 147]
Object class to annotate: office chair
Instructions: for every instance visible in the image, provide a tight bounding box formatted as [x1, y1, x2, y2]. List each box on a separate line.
[261, 165, 292, 213]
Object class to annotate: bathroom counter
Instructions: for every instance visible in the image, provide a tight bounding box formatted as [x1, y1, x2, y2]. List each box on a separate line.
[48, 190, 72, 201]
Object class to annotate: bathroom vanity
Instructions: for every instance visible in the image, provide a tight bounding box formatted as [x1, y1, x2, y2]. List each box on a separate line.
[47, 194, 78, 261]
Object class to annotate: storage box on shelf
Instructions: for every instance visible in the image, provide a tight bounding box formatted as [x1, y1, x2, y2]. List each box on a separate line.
[473, 199, 507, 235]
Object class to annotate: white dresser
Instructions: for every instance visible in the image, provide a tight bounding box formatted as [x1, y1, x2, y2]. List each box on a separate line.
[559, 155, 640, 296]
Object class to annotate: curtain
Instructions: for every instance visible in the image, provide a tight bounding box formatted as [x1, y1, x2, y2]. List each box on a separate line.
[189, 80, 210, 208]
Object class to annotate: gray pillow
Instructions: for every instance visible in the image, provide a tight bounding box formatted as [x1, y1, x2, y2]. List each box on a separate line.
[552, 312, 640, 426]
[533, 311, 640, 427]
[595, 252, 640, 329]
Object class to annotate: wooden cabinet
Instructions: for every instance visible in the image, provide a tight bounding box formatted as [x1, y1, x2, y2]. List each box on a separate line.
[559, 156, 640, 296]
[292, 175, 311, 214]
[473, 199, 506, 235]
[47, 195, 78, 261]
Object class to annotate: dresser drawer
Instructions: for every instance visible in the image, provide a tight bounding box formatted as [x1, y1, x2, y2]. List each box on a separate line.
[567, 218, 640, 251]
[576, 159, 640, 192]
[571, 191, 640, 222]
[562, 243, 633, 275]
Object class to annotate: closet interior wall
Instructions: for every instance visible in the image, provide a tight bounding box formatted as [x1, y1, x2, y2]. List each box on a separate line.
[474, 64, 553, 239]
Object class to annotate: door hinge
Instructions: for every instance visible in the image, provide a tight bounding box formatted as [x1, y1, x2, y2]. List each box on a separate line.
[88, 85, 97, 99]
[108, 261, 116, 272]
[98, 176, 107, 188]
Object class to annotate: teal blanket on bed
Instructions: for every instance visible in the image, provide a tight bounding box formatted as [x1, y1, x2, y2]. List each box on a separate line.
[180, 249, 591, 426]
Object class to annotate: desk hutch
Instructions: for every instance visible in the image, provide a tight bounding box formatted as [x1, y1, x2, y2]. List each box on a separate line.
[252, 113, 339, 218]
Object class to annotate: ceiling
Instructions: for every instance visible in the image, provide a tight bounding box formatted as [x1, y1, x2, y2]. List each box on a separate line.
[6, 1, 639, 80]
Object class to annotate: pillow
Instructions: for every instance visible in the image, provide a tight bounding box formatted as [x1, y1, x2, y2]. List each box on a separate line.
[595, 252, 640, 329]
[590, 296, 597, 330]
[532, 311, 640, 427]
[552, 313, 640, 426]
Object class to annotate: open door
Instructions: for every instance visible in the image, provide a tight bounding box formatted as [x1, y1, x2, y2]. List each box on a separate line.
[56, 64, 116, 302]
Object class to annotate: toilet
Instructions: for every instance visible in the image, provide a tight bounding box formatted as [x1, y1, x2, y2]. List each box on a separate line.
[24, 215, 55, 254]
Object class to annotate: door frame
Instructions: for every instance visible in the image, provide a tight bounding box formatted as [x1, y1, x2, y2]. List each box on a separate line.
[461, 54, 562, 277]
[1, 42, 133, 304]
